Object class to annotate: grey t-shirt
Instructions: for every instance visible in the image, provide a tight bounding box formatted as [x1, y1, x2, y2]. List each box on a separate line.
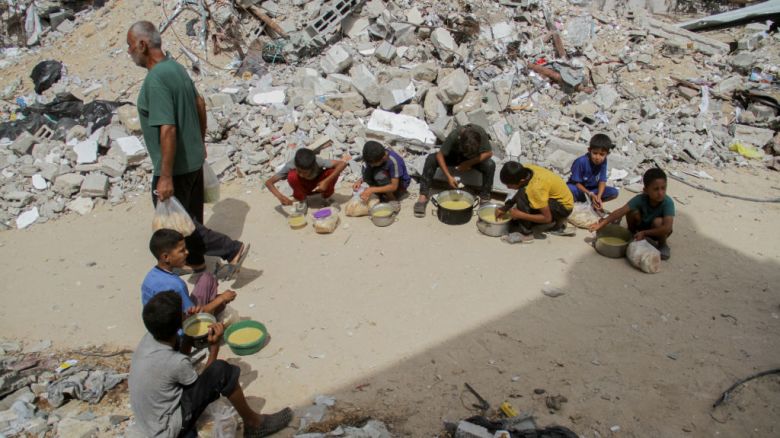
[129, 333, 198, 438]
[275, 156, 334, 179]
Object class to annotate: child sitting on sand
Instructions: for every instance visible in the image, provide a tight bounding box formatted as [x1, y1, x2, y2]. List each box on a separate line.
[590, 168, 674, 260]
[567, 134, 619, 211]
[129, 292, 292, 438]
[141, 229, 237, 315]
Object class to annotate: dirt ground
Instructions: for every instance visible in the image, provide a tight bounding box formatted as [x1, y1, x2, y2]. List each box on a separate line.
[1, 166, 779, 437]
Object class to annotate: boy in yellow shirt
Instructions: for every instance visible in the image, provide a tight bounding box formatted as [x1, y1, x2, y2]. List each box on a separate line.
[495, 162, 576, 243]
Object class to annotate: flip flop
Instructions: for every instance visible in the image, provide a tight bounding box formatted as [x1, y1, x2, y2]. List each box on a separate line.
[413, 201, 427, 218]
[501, 232, 534, 244]
[244, 407, 293, 438]
[216, 243, 250, 281]
[548, 225, 576, 237]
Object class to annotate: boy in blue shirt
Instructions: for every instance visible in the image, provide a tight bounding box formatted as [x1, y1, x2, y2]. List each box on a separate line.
[141, 229, 237, 315]
[591, 168, 675, 260]
[352, 141, 411, 203]
[567, 134, 619, 211]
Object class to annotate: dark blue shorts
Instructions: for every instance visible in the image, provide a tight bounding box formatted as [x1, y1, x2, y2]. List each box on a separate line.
[567, 184, 619, 203]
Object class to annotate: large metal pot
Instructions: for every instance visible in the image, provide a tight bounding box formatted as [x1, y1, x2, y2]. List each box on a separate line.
[594, 224, 632, 258]
[476, 203, 511, 237]
[431, 190, 479, 225]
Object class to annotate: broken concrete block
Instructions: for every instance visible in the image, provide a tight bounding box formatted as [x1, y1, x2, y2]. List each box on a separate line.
[80, 173, 109, 198]
[55, 417, 99, 438]
[113, 136, 147, 165]
[248, 88, 287, 106]
[16, 207, 39, 229]
[72, 129, 101, 164]
[10, 132, 36, 155]
[31, 174, 47, 190]
[453, 91, 483, 114]
[412, 63, 438, 82]
[455, 420, 493, 438]
[53, 173, 85, 196]
[591, 64, 609, 85]
[342, 15, 370, 39]
[645, 17, 729, 56]
[98, 156, 127, 178]
[546, 136, 586, 156]
[429, 116, 454, 142]
[366, 109, 436, 146]
[505, 132, 522, 157]
[593, 85, 619, 109]
[547, 149, 577, 172]
[574, 101, 598, 120]
[729, 52, 757, 74]
[401, 104, 424, 119]
[406, 7, 424, 25]
[424, 89, 447, 124]
[375, 41, 397, 63]
[206, 93, 234, 110]
[379, 78, 416, 111]
[116, 105, 141, 133]
[733, 125, 775, 146]
[350, 64, 381, 106]
[321, 44, 353, 74]
[323, 92, 365, 112]
[437, 69, 469, 105]
[431, 28, 458, 59]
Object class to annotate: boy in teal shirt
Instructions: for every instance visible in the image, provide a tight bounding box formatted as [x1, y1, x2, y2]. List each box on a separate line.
[591, 168, 674, 259]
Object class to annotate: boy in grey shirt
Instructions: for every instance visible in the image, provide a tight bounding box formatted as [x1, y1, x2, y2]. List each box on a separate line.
[129, 292, 292, 437]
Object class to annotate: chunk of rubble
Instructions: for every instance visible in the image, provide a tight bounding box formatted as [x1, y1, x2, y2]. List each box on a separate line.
[366, 109, 437, 146]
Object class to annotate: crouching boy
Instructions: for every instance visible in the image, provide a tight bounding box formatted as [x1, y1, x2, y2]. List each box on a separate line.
[265, 148, 347, 206]
[567, 133, 619, 210]
[130, 292, 292, 437]
[352, 141, 411, 203]
[590, 168, 674, 260]
[496, 162, 575, 243]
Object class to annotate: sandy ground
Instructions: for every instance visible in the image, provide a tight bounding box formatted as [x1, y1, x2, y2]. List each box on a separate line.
[1, 167, 779, 437]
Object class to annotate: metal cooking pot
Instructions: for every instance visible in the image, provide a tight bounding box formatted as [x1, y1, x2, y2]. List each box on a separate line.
[369, 203, 396, 227]
[431, 190, 479, 225]
[594, 224, 633, 258]
[183, 313, 217, 349]
[476, 203, 511, 237]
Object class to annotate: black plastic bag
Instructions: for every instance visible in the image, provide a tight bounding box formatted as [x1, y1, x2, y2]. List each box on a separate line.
[81, 100, 130, 130]
[30, 60, 63, 94]
[0, 114, 55, 141]
[23, 92, 83, 120]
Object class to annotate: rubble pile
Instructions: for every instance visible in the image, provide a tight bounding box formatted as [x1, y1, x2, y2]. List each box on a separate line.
[0, 340, 131, 436]
[1, 0, 779, 230]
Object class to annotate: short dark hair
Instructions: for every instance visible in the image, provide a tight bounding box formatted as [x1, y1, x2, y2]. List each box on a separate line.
[294, 148, 317, 170]
[643, 167, 667, 186]
[459, 126, 483, 158]
[362, 141, 386, 164]
[142, 291, 182, 341]
[589, 134, 614, 151]
[500, 162, 532, 185]
[149, 229, 184, 260]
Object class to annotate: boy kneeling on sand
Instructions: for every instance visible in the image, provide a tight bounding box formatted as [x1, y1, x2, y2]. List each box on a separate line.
[130, 292, 292, 437]
[590, 168, 674, 260]
[265, 148, 347, 207]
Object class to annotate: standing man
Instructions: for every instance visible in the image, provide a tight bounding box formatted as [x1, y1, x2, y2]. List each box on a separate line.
[127, 21, 249, 280]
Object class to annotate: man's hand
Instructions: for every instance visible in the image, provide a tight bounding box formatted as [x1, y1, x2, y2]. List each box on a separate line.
[447, 176, 459, 189]
[207, 322, 224, 345]
[156, 176, 174, 201]
[456, 164, 472, 173]
[277, 195, 293, 206]
[220, 290, 237, 303]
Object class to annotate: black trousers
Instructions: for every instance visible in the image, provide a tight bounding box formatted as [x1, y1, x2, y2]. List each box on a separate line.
[152, 169, 242, 266]
[508, 187, 572, 233]
[419, 153, 495, 198]
[178, 360, 241, 438]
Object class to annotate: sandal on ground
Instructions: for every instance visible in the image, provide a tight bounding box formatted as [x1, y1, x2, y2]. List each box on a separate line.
[244, 407, 293, 438]
[501, 232, 534, 244]
[413, 201, 427, 218]
[548, 224, 576, 237]
[659, 244, 671, 260]
[172, 264, 207, 276]
[215, 243, 251, 281]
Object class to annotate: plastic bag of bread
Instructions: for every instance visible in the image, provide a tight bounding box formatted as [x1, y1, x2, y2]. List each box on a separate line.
[568, 198, 601, 229]
[344, 194, 379, 217]
[312, 207, 340, 234]
[203, 162, 220, 204]
[152, 196, 196, 236]
[626, 239, 661, 273]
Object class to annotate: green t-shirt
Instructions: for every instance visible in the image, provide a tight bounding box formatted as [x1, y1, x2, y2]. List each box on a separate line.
[627, 194, 675, 225]
[439, 124, 492, 160]
[137, 58, 205, 176]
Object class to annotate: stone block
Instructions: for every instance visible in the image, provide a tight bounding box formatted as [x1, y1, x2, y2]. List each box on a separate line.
[248, 88, 287, 106]
[455, 420, 493, 438]
[116, 105, 141, 133]
[424, 89, 447, 123]
[113, 136, 147, 165]
[98, 156, 127, 178]
[546, 136, 586, 156]
[379, 78, 416, 111]
[206, 93, 234, 110]
[80, 173, 109, 198]
[349, 64, 381, 106]
[733, 125, 775, 146]
[323, 92, 365, 112]
[55, 417, 99, 438]
[366, 109, 436, 146]
[53, 173, 85, 196]
[429, 116, 454, 142]
[431, 28, 458, 59]
[375, 41, 397, 63]
[412, 63, 438, 82]
[321, 44, 353, 74]
[437, 69, 469, 105]
[10, 132, 37, 155]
